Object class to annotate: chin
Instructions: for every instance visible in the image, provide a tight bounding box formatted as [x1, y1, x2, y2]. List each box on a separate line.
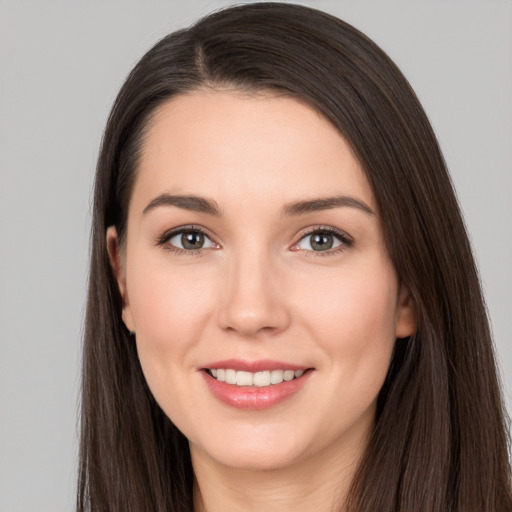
[206, 447, 302, 472]
[191, 427, 309, 471]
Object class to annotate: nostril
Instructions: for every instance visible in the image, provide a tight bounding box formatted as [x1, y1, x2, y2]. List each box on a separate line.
[217, 305, 291, 337]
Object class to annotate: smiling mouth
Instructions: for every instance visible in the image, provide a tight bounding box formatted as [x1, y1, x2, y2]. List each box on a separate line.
[206, 368, 307, 387]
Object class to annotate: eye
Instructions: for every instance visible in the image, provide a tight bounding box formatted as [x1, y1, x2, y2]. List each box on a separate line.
[161, 228, 218, 252]
[292, 228, 351, 253]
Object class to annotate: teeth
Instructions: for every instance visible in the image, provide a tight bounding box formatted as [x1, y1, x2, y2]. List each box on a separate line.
[270, 369, 284, 384]
[253, 371, 271, 387]
[236, 371, 253, 386]
[283, 370, 295, 381]
[209, 368, 306, 387]
[225, 369, 236, 385]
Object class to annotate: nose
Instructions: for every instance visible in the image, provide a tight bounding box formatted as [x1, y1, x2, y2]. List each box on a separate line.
[217, 250, 290, 338]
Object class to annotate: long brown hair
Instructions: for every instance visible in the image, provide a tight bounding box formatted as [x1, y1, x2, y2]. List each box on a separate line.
[78, 3, 512, 511]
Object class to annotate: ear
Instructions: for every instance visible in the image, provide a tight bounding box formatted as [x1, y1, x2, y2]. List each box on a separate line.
[395, 285, 417, 339]
[106, 226, 136, 334]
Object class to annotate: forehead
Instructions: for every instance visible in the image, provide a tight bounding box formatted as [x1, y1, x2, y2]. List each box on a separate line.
[131, 90, 375, 215]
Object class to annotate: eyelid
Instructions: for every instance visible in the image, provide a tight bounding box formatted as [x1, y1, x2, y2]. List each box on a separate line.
[290, 225, 353, 254]
[155, 224, 220, 252]
[155, 224, 352, 255]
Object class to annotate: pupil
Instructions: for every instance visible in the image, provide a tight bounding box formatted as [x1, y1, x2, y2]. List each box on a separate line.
[181, 231, 204, 249]
[311, 233, 333, 251]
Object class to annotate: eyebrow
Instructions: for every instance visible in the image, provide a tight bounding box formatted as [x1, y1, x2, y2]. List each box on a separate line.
[142, 194, 222, 216]
[142, 193, 374, 218]
[282, 196, 375, 216]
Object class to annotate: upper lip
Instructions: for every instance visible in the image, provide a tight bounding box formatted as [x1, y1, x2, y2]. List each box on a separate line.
[200, 359, 310, 372]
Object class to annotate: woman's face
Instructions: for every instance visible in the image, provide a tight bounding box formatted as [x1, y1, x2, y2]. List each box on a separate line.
[108, 91, 415, 471]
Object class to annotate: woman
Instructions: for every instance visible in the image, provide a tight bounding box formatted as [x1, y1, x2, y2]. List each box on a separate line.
[78, 3, 512, 511]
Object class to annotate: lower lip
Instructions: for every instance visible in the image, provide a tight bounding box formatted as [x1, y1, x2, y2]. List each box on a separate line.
[201, 370, 312, 410]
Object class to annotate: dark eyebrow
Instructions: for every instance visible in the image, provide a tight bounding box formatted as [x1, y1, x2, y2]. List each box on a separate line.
[282, 196, 375, 216]
[142, 194, 222, 216]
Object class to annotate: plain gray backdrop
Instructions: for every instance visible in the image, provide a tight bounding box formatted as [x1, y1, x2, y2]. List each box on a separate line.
[1, 1, 511, 510]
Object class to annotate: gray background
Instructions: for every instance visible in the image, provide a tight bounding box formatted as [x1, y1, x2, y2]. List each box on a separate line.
[0, 1, 510, 510]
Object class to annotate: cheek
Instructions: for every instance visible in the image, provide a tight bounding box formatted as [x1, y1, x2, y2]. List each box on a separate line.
[125, 257, 217, 373]
[302, 259, 397, 336]
[297, 259, 398, 387]
[288, 262, 398, 442]
[126, 262, 219, 430]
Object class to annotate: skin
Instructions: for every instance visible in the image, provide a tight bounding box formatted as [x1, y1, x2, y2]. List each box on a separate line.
[107, 90, 416, 512]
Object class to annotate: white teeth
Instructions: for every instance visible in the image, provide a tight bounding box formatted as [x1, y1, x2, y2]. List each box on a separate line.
[209, 368, 306, 387]
[253, 371, 271, 387]
[270, 369, 284, 384]
[225, 369, 237, 385]
[236, 371, 253, 386]
[283, 370, 295, 381]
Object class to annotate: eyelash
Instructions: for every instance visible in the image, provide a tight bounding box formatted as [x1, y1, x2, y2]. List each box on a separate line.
[155, 224, 217, 255]
[292, 226, 353, 258]
[155, 224, 353, 256]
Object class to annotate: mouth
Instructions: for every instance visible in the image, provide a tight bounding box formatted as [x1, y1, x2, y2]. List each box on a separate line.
[200, 361, 313, 409]
[206, 368, 306, 387]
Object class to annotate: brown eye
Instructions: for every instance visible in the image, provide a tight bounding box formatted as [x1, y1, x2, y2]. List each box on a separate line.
[167, 229, 216, 251]
[293, 229, 349, 253]
[310, 233, 334, 251]
[181, 231, 205, 250]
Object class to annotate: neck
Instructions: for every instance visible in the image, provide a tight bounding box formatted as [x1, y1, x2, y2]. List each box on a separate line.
[191, 430, 367, 512]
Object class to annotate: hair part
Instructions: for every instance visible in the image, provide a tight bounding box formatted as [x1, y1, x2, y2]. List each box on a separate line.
[79, 3, 511, 511]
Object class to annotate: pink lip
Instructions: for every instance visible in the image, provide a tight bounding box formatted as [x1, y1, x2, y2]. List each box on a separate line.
[199, 360, 313, 410]
[202, 359, 309, 372]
